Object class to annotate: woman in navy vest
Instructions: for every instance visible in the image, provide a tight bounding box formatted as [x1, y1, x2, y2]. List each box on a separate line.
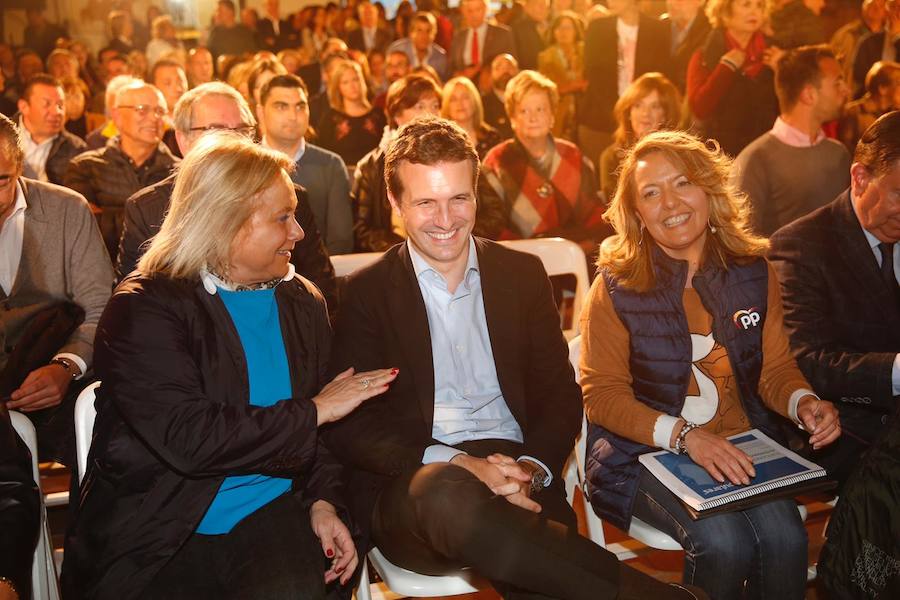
[579, 130, 841, 599]
[62, 132, 398, 600]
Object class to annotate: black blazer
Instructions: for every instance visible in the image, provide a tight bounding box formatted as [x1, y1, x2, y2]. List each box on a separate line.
[62, 273, 344, 600]
[0, 406, 40, 600]
[768, 190, 900, 442]
[347, 27, 393, 54]
[449, 23, 516, 75]
[663, 11, 712, 92]
[851, 32, 900, 98]
[116, 174, 338, 310]
[323, 238, 583, 542]
[257, 16, 291, 50]
[583, 14, 672, 132]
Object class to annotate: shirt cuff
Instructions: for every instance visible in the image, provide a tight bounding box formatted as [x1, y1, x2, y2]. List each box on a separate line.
[789, 388, 819, 425]
[423, 444, 467, 464]
[53, 353, 86, 380]
[653, 414, 682, 452]
[892, 354, 900, 396]
[517, 455, 552, 486]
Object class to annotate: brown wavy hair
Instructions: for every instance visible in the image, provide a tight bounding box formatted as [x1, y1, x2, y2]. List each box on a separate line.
[612, 72, 682, 147]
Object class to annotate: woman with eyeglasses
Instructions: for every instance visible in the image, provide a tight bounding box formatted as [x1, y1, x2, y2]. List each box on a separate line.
[62, 132, 397, 600]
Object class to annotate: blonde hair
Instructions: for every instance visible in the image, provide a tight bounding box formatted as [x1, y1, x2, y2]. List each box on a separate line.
[599, 131, 767, 291]
[504, 70, 559, 123]
[138, 133, 294, 280]
[441, 76, 485, 130]
[328, 59, 371, 112]
[613, 72, 682, 146]
[705, 0, 774, 29]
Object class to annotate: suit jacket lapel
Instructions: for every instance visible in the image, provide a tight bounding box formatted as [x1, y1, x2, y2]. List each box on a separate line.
[832, 192, 899, 312]
[389, 244, 437, 427]
[476, 238, 524, 419]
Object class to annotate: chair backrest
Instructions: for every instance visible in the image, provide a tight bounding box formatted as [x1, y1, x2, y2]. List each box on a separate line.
[330, 252, 383, 277]
[499, 238, 590, 339]
[9, 411, 61, 600]
[74, 382, 101, 484]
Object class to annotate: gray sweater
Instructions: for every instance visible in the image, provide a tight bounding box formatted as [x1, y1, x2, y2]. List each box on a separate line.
[0, 178, 114, 373]
[731, 133, 850, 237]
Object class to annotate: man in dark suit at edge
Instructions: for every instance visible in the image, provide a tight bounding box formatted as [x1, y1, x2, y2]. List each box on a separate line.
[323, 117, 705, 600]
[768, 111, 900, 489]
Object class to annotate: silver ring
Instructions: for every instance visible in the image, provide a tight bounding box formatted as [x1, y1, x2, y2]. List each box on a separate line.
[361, 378, 370, 390]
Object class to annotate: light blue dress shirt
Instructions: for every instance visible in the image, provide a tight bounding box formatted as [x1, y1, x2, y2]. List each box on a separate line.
[409, 238, 552, 484]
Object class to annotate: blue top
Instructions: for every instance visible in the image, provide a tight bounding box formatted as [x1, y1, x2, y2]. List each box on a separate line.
[196, 287, 294, 535]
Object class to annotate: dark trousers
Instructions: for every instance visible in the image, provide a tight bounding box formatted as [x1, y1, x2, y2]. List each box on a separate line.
[141, 494, 330, 600]
[371, 440, 692, 600]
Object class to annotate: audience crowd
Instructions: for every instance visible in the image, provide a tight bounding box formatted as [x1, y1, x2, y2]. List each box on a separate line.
[1, 0, 899, 599]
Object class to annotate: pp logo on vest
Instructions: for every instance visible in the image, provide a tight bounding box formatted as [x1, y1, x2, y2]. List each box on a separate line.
[732, 307, 761, 330]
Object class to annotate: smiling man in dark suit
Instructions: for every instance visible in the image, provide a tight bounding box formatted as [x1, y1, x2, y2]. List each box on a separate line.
[769, 110, 900, 489]
[324, 117, 705, 600]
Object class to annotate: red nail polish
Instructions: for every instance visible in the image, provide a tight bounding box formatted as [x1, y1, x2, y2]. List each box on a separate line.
[391, 368, 399, 374]
[326, 549, 334, 557]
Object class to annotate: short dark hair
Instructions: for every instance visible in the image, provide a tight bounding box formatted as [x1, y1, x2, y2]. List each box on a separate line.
[854, 110, 900, 176]
[0, 113, 25, 171]
[385, 73, 441, 128]
[22, 73, 62, 102]
[260, 73, 309, 106]
[864, 61, 900, 97]
[775, 44, 836, 112]
[150, 58, 185, 84]
[384, 117, 479, 201]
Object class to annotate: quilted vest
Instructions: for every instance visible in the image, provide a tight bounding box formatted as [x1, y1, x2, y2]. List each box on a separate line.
[585, 248, 785, 530]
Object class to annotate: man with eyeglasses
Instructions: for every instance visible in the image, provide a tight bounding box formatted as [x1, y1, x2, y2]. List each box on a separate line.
[64, 81, 178, 261]
[115, 82, 338, 308]
[0, 113, 113, 464]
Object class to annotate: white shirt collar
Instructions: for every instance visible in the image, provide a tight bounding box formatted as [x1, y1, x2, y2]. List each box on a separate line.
[6, 180, 27, 223]
[770, 116, 826, 148]
[407, 236, 479, 289]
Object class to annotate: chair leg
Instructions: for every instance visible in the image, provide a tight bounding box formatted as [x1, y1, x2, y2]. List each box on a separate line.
[354, 555, 372, 600]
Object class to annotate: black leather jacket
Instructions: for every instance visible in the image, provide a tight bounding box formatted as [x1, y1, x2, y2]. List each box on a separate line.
[0, 406, 40, 600]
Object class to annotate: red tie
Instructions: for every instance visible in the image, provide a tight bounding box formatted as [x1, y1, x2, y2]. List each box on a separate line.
[471, 30, 480, 66]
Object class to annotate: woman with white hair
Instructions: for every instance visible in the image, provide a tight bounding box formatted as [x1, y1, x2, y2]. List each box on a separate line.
[62, 133, 397, 600]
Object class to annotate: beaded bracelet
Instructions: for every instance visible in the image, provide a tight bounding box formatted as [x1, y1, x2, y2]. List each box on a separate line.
[674, 421, 701, 455]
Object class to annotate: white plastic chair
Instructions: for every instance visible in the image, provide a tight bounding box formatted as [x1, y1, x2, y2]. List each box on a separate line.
[330, 252, 383, 278]
[9, 411, 61, 600]
[74, 381, 101, 483]
[500, 238, 590, 340]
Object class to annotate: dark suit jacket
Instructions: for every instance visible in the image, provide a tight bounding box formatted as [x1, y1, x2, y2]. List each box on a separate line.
[768, 190, 900, 443]
[323, 238, 583, 541]
[511, 17, 548, 71]
[347, 27, 393, 55]
[0, 406, 40, 600]
[449, 23, 516, 76]
[851, 32, 900, 98]
[257, 16, 291, 50]
[662, 12, 711, 92]
[583, 14, 671, 132]
[115, 174, 338, 309]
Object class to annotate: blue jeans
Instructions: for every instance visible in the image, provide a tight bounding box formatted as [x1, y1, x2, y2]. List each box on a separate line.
[632, 467, 807, 600]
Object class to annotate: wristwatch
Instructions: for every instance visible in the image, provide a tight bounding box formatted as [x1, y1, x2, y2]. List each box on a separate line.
[50, 357, 80, 379]
[529, 468, 547, 495]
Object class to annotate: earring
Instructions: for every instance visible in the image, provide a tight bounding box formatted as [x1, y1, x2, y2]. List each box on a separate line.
[708, 219, 717, 234]
[638, 224, 645, 246]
